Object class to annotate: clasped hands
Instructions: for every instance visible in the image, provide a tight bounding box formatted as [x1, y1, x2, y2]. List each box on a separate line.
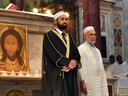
[61, 60, 77, 72]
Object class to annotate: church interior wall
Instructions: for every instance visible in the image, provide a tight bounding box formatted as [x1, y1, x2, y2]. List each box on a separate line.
[122, 0, 128, 64]
[112, 6, 124, 61]
[0, 9, 54, 96]
[100, 2, 114, 62]
[100, 1, 124, 68]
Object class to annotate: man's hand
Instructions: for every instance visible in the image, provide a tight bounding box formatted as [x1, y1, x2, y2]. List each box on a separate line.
[68, 60, 77, 69]
[62, 66, 70, 72]
[126, 74, 128, 77]
[80, 81, 87, 93]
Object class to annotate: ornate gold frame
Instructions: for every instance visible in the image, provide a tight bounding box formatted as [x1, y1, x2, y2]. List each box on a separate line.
[0, 23, 29, 74]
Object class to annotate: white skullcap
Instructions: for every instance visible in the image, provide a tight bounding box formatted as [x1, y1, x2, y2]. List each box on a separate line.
[84, 26, 95, 34]
[54, 12, 66, 20]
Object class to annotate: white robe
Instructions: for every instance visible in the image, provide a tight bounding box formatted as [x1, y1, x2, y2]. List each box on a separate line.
[78, 43, 109, 96]
[113, 61, 128, 78]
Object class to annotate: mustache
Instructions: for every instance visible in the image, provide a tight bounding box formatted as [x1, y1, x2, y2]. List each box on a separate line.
[92, 38, 96, 41]
[62, 23, 67, 25]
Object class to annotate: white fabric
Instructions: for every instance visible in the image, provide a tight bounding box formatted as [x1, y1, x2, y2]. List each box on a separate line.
[78, 43, 109, 96]
[84, 41, 100, 70]
[84, 26, 94, 34]
[54, 12, 66, 20]
[113, 61, 128, 78]
[116, 77, 128, 87]
[106, 62, 117, 75]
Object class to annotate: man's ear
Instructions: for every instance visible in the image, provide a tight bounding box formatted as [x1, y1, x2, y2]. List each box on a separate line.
[84, 34, 87, 41]
[84, 34, 86, 38]
[54, 19, 57, 25]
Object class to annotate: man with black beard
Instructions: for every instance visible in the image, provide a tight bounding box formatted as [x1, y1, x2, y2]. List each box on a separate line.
[42, 12, 81, 96]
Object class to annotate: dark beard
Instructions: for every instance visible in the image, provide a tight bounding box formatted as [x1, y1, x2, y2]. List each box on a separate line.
[57, 22, 67, 30]
[8, 56, 16, 61]
[5, 50, 17, 61]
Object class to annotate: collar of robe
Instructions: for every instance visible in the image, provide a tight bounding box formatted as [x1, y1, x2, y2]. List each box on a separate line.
[52, 29, 70, 58]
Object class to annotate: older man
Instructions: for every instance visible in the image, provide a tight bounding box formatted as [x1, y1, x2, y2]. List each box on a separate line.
[78, 26, 109, 96]
[42, 12, 81, 96]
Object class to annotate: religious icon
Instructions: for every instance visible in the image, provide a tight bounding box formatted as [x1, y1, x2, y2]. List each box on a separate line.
[6, 90, 25, 96]
[0, 23, 29, 74]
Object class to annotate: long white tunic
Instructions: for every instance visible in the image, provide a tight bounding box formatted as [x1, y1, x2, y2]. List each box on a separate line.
[78, 43, 109, 96]
[113, 61, 128, 78]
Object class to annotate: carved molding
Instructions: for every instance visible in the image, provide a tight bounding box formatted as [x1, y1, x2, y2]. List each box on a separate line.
[0, 9, 54, 22]
[0, 76, 41, 85]
[100, 0, 118, 4]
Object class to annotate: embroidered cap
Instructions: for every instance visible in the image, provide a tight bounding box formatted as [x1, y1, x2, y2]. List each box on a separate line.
[84, 26, 95, 34]
[54, 12, 66, 20]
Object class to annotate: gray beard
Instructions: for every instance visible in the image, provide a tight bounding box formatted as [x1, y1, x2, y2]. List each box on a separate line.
[90, 41, 96, 45]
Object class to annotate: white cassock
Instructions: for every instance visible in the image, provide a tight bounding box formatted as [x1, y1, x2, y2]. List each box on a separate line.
[113, 61, 128, 78]
[106, 62, 117, 75]
[78, 43, 109, 96]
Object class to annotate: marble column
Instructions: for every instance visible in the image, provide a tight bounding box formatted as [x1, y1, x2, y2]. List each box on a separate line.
[83, 0, 101, 51]
[122, 0, 128, 63]
[10, 0, 23, 11]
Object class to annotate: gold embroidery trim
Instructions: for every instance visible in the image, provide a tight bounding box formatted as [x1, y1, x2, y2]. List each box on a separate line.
[46, 33, 63, 68]
[52, 30, 67, 46]
[52, 29, 70, 79]
[52, 29, 70, 58]
[65, 33, 70, 58]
